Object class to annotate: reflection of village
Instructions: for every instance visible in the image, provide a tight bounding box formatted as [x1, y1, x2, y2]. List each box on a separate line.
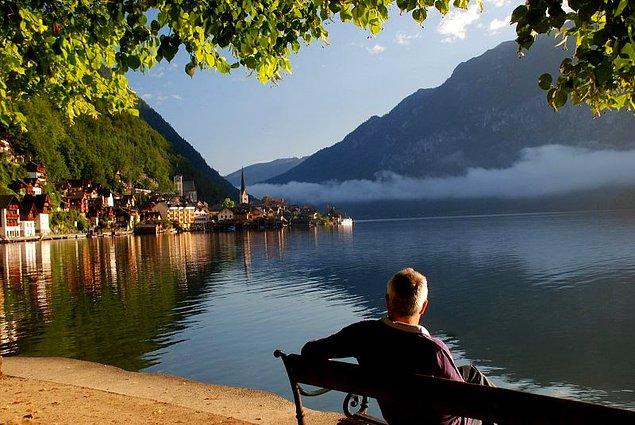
[0, 224, 352, 356]
[1, 162, 352, 242]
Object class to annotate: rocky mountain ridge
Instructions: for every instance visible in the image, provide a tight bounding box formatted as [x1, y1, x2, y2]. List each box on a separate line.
[268, 37, 635, 185]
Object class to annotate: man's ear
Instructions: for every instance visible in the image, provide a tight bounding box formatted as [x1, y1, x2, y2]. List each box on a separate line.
[420, 299, 429, 316]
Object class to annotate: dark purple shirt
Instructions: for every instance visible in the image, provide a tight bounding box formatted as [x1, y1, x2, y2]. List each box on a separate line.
[301, 316, 470, 425]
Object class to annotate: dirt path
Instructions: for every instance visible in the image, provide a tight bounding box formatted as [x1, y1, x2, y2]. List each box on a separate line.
[0, 357, 343, 425]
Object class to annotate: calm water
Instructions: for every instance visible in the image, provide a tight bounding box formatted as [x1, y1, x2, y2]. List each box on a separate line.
[1, 211, 634, 412]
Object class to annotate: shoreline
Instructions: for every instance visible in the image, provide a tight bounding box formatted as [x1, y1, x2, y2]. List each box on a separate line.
[0, 356, 342, 424]
[0, 224, 351, 244]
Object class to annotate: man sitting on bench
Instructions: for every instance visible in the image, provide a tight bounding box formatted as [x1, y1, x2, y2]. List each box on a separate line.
[302, 267, 493, 425]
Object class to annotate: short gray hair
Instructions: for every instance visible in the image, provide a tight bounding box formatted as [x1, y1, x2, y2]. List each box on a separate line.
[386, 268, 428, 316]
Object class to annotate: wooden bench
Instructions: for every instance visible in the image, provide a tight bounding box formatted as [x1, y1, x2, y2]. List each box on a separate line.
[274, 350, 635, 424]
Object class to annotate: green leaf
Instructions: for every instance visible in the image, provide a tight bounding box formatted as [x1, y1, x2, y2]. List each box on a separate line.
[548, 88, 567, 109]
[538, 73, 552, 90]
[216, 59, 231, 74]
[127, 55, 141, 69]
[412, 8, 427, 24]
[185, 62, 196, 77]
[510, 5, 527, 23]
[615, 0, 628, 16]
[453, 0, 469, 10]
[434, 0, 449, 15]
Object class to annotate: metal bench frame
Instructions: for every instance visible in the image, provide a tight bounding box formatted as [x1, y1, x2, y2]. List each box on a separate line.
[274, 350, 635, 425]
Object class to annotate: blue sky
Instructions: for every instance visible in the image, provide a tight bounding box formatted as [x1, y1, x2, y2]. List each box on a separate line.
[127, 1, 517, 176]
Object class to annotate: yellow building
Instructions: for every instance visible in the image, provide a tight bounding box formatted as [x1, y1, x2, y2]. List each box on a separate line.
[152, 201, 196, 230]
[167, 204, 196, 230]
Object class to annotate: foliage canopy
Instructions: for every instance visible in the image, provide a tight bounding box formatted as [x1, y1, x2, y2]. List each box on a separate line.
[513, 0, 635, 114]
[0, 0, 633, 129]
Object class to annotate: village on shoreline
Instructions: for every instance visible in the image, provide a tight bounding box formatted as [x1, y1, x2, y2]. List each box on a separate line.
[0, 161, 352, 243]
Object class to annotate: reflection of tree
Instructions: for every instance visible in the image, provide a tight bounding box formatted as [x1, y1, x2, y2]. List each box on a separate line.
[0, 235, 230, 370]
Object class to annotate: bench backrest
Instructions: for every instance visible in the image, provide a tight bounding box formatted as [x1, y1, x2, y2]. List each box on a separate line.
[275, 351, 635, 424]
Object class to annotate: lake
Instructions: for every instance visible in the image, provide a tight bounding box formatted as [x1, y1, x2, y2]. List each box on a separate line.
[1, 210, 634, 412]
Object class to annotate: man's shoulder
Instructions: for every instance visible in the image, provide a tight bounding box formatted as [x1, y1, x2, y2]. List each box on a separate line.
[340, 319, 383, 333]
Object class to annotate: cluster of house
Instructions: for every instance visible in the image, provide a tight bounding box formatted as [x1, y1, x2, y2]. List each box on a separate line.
[137, 170, 350, 233]
[0, 194, 49, 239]
[203, 170, 351, 230]
[1, 162, 53, 239]
[0, 163, 351, 241]
[1, 162, 145, 239]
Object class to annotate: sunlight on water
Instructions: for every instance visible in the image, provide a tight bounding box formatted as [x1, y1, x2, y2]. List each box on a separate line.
[1, 210, 634, 411]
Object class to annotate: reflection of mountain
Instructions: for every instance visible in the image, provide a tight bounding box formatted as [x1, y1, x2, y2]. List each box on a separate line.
[0, 236, 231, 370]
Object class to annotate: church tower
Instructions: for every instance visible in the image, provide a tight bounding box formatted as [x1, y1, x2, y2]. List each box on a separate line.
[239, 168, 249, 204]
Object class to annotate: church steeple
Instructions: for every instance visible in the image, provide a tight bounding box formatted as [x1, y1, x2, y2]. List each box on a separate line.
[239, 167, 249, 204]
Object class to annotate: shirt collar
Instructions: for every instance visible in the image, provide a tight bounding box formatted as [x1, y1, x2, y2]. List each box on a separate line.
[380, 313, 430, 337]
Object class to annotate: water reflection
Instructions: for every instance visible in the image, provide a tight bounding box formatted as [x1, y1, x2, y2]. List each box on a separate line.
[0, 213, 634, 411]
[0, 235, 231, 370]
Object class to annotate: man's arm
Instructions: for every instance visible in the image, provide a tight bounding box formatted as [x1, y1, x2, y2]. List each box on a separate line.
[434, 343, 465, 382]
[301, 323, 362, 360]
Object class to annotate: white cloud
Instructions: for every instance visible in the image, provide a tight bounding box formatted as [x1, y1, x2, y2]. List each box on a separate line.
[251, 146, 635, 203]
[437, 5, 481, 42]
[394, 32, 422, 45]
[149, 68, 166, 79]
[141, 92, 183, 103]
[488, 15, 511, 34]
[367, 44, 385, 55]
[486, 0, 510, 7]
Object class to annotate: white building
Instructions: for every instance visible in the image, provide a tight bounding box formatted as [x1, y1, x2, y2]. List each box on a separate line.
[36, 213, 50, 235]
[101, 190, 114, 208]
[0, 195, 21, 239]
[20, 221, 36, 237]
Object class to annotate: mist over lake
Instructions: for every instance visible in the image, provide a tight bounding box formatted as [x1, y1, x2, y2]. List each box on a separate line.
[250, 145, 635, 205]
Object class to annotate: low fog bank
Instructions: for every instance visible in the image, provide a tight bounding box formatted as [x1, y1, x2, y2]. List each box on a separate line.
[251, 145, 635, 204]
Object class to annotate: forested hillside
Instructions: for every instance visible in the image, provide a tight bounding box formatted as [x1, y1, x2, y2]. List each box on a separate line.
[138, 102, 238, 202]
[11, 98, 174, 193]
[4, 98, 234, 203]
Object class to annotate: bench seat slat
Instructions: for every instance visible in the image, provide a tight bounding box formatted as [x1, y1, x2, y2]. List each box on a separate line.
[280, 353, 635, 425]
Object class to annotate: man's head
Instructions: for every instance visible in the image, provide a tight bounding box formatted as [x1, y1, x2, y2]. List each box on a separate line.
[385, 268, 428, 322]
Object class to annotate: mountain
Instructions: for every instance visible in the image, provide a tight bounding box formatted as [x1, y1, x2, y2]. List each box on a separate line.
[267, 37, 635, 184]
[224, 156, 307, 187]
[7, 98, 235, 204]
[138, 102, 238, 203]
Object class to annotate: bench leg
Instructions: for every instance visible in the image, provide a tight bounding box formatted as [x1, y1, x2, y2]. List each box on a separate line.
[290, 382, 306, 425]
